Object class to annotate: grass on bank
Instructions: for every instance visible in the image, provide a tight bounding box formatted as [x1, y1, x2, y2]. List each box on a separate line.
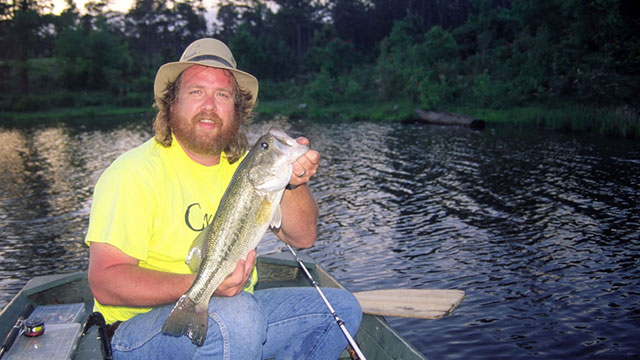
[255, 100, 640, 138]
[0, 105, 155, 127]
[1, 100, 638, 139]
[254, 99, 417, 122]
[458, 105, 640, 138]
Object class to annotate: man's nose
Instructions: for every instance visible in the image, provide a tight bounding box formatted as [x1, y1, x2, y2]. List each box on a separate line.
[202, 93, 216, 111]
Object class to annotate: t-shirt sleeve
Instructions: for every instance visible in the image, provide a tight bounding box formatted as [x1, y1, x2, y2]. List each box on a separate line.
[84, 164, 156, 262]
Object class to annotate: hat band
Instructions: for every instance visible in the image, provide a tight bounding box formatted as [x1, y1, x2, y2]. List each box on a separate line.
[186, 55, 234, 69]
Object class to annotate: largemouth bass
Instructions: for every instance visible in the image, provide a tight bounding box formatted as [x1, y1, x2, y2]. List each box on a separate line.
[162, 128, 309, 346]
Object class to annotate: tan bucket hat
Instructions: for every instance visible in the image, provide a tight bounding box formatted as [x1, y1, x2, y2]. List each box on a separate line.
[154, 38, 259, 105]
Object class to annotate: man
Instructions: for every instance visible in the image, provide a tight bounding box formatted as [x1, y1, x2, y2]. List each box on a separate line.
[85, 38, 361, 359]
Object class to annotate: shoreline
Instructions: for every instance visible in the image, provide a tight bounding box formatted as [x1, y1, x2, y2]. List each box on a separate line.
[1, 101, 638, 139]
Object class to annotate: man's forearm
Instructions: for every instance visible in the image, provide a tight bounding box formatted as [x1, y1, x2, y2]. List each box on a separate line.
[276, 184, 318, 248]
[89, 263, 194, 307]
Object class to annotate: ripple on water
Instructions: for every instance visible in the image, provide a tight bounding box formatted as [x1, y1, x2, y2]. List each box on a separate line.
[1, 121, 640, 359]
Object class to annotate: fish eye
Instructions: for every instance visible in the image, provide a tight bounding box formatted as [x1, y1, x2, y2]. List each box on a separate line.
[261, 142, 269, 150]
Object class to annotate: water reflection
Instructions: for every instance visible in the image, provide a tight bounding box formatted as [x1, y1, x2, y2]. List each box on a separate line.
[1, 119, 639, 359]
[0, 122, 152, 307]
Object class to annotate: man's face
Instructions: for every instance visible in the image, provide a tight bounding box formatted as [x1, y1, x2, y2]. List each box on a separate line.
[170, 65, 238, 157]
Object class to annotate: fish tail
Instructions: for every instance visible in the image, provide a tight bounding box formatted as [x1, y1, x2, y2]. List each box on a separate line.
[162, 295, 209, 346]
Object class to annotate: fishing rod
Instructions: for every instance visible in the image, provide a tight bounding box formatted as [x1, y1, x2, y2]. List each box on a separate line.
[286, 244, 368, 360]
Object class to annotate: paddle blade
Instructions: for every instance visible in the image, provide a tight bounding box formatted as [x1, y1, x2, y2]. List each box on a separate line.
[354, 289, 465, 319]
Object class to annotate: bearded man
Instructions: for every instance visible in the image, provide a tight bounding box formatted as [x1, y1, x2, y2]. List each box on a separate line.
[85, 38, 361, 359]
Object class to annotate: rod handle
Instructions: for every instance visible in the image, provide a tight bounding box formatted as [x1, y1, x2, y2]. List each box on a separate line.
[0, 304, 34, 360]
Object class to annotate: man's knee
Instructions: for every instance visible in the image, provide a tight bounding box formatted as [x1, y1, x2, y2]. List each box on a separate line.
[329, 288, 362, 331]
[207, 292, 267, 349]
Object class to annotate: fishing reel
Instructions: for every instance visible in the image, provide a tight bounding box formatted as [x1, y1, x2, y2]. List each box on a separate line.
[6, 315, 45, 339]
[21, 318, 45, 337]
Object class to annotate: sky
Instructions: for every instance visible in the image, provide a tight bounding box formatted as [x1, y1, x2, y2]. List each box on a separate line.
[50, 0, 220, 23]
[51, 0, 135, 14]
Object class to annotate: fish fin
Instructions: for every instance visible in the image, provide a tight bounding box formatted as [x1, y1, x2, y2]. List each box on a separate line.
[186, 230, 207, 272]
[270, 204, 282, 229]
[254, 175, 289, 192]
[252, 166, 292, 192]
[162, 295, 209, 346]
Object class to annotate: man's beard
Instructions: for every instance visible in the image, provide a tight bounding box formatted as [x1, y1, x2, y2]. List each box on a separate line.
[169, 110, 238, 156]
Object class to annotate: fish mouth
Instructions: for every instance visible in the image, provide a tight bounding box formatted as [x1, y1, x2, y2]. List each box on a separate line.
[269, 128, 309, 159]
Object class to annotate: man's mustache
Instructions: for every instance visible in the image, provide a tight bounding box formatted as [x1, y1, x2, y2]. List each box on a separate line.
[192, 112, 223, 124]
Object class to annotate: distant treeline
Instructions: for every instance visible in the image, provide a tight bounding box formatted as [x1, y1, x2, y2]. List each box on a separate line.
[1, 0, 638, 117]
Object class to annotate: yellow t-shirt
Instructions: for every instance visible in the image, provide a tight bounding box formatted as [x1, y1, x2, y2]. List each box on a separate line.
[85, 136, 256, 324]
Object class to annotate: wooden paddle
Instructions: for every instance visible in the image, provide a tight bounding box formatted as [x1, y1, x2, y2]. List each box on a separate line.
[353, 289, 465, 319]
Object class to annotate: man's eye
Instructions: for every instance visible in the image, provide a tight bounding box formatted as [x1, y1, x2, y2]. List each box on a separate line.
[190, 89, 201, 95]
[216, 91, 233, 102]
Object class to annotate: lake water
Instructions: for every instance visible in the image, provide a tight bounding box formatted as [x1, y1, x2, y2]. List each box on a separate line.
[1, 118, 639, 359]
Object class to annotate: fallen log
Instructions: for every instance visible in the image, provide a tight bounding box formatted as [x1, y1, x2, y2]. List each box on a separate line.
[412, 109, 485, 129]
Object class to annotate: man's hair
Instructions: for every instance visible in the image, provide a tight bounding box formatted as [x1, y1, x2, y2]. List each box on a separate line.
[152, 69, 254, 164]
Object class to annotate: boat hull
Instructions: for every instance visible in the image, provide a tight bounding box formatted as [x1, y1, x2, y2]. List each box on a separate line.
[0, 254, 428, 360]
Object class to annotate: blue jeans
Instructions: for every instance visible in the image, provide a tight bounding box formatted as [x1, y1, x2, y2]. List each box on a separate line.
[111, 287, 362, 360]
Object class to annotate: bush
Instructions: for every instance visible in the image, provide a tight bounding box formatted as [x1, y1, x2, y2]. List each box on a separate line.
[9, 91, 78, 111]
[28, 58, 64, 92]
[13, 95, 44, 112]
[601, 105, 640, 138]
[304, 71, 338, 106]
[50, 91, 77, 108]
[471, 73, 496, 107]
[376, 21, 461, 105]
[343, 78, 363, 100]
[417, 74, 446, 109]
[259, 79, 301, 101]
[115, 92, 152, 107]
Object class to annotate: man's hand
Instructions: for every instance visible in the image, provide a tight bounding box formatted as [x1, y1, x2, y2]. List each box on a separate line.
[288, 137, 320, 187]
[213, 249, 257, 297]
[273, 136, 320, 249]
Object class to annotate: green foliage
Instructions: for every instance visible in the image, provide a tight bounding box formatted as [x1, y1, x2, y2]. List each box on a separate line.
[375, 20, 460, 109]
[115, 92, 152, 107]
[600, 106, 640, 138]
[258, 79, 300, 101]
[304, 26, 365, 77]
[413, 27, 460, 108]
[229, 24, 295, 81]
[303, 70, 337, 106]
[4, 90, 116, 112]
[55, 27, 88, 90]
[87, 29, 127, 91]
[503, 26, 553, 103]
[26, 57, 64, 92]
[342, 77, 363, 100]
[0, 0, 638, 138]
[54, 25, 131, 93]
[471, 73, 495, 107]
[374, 17, 421, 99]
[300, 39, 373, 106]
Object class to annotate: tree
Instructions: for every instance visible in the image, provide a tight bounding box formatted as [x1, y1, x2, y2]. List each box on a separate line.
[374, 16, 422, 99]
[1, 0, 53, 93]
[125, 0, 206, 78]
[329, 0, 376, 57]
[269, 0, 325, 74]
[216, 0, 267, 41]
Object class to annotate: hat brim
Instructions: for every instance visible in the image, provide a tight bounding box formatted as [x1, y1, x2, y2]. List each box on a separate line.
[154, 60, 259, 105]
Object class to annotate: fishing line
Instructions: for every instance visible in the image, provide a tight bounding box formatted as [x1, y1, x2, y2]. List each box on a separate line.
[286, 244, 368, 360]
